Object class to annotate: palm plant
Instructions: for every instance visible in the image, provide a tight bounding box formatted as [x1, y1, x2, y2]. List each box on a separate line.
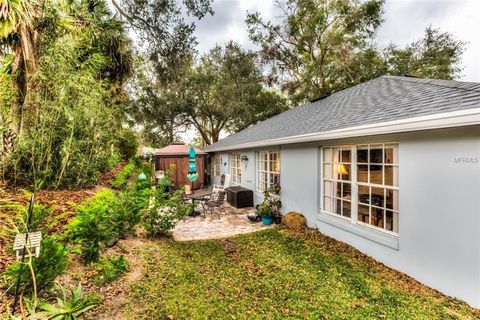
[34, 283, 98, 320]
[0, 0, 37, 133]
[0, 0, 32, 38]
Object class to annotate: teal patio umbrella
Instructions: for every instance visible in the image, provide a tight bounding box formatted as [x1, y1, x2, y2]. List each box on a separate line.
[187, 146, 199, 193]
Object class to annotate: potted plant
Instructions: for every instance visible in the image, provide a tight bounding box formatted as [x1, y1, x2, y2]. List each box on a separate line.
[264, 185, 282, 224]
[258, 201, 273, 225]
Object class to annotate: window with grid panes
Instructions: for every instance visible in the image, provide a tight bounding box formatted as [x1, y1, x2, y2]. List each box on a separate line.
[257, 150, 280, 192]
[322, 144, 399, 234]
[229, 153, 241, 184]
[213, 154, 221, 177]
[322, 146, 352, 219]
[356, 144, 399, 233]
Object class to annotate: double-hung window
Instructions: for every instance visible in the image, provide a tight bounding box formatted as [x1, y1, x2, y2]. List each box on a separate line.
[323, 146, 352, 218]
[229, 153, 241, 185]
[257, 150, 280, 192]
[322, 144, 399, 234]
[213, 154, 221, 177]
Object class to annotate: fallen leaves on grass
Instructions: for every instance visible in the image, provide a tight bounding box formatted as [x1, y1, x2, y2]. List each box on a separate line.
[120, 228, 480, 320]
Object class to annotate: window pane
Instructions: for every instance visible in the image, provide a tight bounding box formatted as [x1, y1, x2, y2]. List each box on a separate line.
[335, 198, 342, 215]
[324, 196, 334, 212]
[371, 207, 383, 228]
[358, 185, 370, 204]
[324, 181, 333, 197]
[371, 187, 384, 207]
[273, 174, 280, 186]
[357, 164, 368, 183]
[369, 165, 383, 184]
[333, 147, 340, 163]
[386, 210, 399, 233]
[384, 144, 398, 164]
[341, 149, 351, 162]
[357, 145, 369, 163]
[323, 164, 332, 179]
[342, 201, 351, 218]
[384, 165, 398, 186]
[323, 147, 332, 163]
[273, 157, 280, 172]
[386, 189, 399, 211]
[342, 183, 351, 200]
[338, 164, 351, 181]
[370, 145, 383, 163]
[358, 204, 369, 223]
[335, 182, 342, 198]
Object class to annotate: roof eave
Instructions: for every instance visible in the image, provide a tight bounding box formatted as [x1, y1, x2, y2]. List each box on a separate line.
[204, 107, 480, 152]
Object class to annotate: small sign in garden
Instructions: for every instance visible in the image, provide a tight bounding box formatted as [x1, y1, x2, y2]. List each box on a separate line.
[13, 231, 42, 260]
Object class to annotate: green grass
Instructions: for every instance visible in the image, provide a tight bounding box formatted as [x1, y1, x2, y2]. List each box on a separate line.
[125, 229, 479, 319]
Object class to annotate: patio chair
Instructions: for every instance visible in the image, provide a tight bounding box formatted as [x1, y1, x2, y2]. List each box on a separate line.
[202, 190, 226, 217]
[209, 174, 230, 192]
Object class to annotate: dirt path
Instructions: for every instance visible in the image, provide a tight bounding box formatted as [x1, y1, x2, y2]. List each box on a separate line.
[84, 237, 158, 320]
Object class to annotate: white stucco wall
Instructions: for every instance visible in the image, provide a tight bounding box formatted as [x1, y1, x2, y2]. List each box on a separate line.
[279, 143, 320, 226]
[209, 125, 480, 308]
[316, 126, 480, 308]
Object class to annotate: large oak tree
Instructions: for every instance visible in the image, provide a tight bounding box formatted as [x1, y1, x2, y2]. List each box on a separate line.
[246, 0, 385, 104]
[180, 42, 287, 145]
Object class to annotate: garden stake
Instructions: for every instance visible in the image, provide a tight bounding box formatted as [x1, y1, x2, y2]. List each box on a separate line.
[12, 193, 35, 314]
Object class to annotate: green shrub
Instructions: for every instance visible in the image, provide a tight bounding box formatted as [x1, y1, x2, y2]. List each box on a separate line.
[111, 185, 150, 238]
[2, 236, 68, 294]
[143, 189, 189, 237]
[111, 158, 136, 189]
[91, 256, 129, 285]
[68, 190, 117, 263]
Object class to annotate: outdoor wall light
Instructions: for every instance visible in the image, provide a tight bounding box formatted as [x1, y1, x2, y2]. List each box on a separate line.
[241, 155, 249, 162]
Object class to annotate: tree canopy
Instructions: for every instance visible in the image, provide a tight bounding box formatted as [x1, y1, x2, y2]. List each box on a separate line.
[246, 0, 464, 105]
[181, 42, 287, 145]
[0, 0, 136, 188]
[129, 42, 287, 146]
[246, 0, 385, 104]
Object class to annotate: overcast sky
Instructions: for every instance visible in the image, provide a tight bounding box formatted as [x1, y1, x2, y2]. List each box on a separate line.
[192, 0, 480, 82]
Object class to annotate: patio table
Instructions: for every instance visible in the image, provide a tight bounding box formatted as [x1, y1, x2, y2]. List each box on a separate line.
[186, 189, 213, 216]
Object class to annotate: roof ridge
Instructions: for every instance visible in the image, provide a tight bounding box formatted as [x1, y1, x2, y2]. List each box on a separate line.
[383, 75, 480, 94]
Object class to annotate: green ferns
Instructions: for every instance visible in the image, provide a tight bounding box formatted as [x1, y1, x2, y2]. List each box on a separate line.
[69, 183, 151, 263]
[111, 159, 136, 189]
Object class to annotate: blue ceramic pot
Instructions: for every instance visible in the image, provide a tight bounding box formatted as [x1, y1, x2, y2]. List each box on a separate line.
[261, 214, 273, 225]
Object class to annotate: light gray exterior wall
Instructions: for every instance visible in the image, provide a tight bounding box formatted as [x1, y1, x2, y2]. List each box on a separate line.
[209, 125, 480, 308]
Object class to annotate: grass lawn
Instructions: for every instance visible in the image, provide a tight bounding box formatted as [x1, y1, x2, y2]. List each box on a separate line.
[124, 228, 478, 319]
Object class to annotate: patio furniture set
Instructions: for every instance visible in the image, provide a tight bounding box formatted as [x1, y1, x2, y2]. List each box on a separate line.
[182, 174, 254, 217]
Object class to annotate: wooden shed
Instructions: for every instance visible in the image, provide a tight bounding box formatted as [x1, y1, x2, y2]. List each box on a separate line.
[154, 144, 207, 190]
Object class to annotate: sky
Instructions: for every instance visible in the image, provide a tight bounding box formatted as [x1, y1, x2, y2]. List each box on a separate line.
[192, 0, 480, 82]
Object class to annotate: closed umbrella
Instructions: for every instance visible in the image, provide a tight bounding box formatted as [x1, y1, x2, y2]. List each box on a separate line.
[187, 146, 199, 193]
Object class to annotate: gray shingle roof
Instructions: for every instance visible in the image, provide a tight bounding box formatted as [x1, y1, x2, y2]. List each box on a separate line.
[203, 75, 480, 152]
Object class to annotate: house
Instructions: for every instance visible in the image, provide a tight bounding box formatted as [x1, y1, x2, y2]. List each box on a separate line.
[203, 75, 480, 308]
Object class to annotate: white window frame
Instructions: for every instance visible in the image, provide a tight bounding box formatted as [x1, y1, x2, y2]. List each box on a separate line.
[213, 154, 221, 177]
[256, 150, 280, 192]
[322, 145, 353, 221]
[321, 143, 399, 236]
[229, 153, 241, 185]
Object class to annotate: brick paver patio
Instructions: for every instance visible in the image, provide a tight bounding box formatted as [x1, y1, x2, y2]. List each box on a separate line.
[173, 203, 273, 241]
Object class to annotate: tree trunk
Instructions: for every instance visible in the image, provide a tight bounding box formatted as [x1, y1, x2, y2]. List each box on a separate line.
[11, 26, 38, 134]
